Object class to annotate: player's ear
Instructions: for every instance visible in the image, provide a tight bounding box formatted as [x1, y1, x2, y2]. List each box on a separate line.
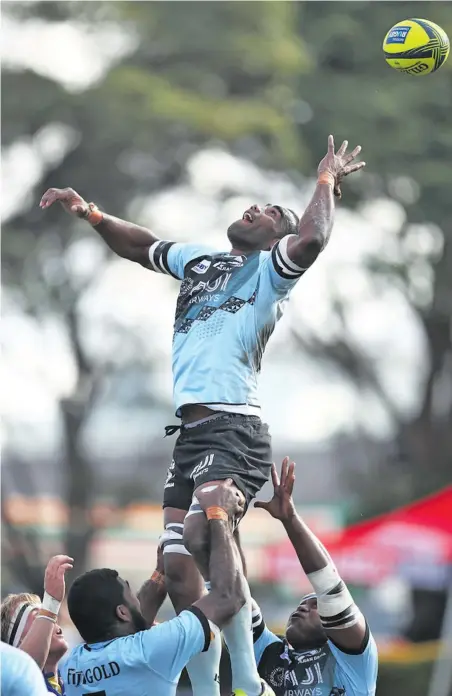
[116, 604, 131, 623]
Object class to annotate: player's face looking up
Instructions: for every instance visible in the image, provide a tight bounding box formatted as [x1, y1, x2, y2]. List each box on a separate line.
[227, 204, 299, 252]
[285, 595, 327, 650]
[19, 606, 68, 659]
[118, 579, 148, 633]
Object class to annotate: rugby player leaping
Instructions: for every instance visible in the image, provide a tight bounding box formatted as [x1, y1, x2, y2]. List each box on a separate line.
[40, 135, 365, 696]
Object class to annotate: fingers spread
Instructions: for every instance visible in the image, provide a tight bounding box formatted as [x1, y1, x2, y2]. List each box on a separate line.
[287, 462, 296, 496]
[271, 462, 280, 488]
[280, 456, 289, 487]
[344, 145, 362, 164]
[337, 140, 348, 157]
[254, 500, 267, 510]
[343, 162, 366, 176]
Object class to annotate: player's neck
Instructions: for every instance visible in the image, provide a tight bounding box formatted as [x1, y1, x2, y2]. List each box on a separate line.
[106, 623, 137, 640]
[230, 246, 259, 255]
[43, 655, 59, 675]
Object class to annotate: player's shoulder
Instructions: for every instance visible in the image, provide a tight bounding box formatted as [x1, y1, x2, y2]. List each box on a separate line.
[259, 633, 289, 663]
[1, 643, 47, 691]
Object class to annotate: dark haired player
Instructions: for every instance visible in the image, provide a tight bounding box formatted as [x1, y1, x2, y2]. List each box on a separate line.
[250, 459, 378, 696]
[60, 481, 246, 695]
[41, 135, 365, 696]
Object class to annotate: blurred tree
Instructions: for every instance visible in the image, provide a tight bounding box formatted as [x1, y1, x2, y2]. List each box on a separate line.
[2, 0, 451, 591]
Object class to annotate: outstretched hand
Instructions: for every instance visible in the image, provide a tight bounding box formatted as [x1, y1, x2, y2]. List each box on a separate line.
[317, 135, 365, 199]
[40, 187, 89, 217]
[44, 554, 74, 602]
[254, 457, 296, 522]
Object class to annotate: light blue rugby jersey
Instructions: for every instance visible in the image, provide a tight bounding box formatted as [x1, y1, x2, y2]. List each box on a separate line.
[252, 611, 378, 696]
[60, 608, 211, 696]
[148, 235, 307, 416]
[0, 642, 49, 696]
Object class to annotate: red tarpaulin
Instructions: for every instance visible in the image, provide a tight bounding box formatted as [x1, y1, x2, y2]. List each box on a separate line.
[263, 486, 452, 588]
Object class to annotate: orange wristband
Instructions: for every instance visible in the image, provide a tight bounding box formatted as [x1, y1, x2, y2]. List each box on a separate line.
[317, 171, 335, 188]
[206, 506, 228, 522]
[37, 608, 57, 622]
[151, 570, 164, 584]
[86, 203, 103, 226]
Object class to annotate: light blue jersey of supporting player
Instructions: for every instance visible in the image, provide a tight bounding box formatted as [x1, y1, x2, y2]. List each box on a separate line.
[0, 642, 49, 696]
[252, 614, 378, 696]
[148, 236, 307, 416]
[60, 608, 211, 696]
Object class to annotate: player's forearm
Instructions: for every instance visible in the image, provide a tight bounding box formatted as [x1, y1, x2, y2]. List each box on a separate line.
[208, 520, 245, 622]
[138, 572, 167, 627]
[282, 511, 334, 576]
[290, 182, 335, 268]
[93, 214, 158, 263]
[19, 620, 53, 669]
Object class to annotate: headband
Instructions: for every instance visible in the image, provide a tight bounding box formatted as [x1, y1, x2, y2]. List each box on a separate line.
[7, 602, 40, 647]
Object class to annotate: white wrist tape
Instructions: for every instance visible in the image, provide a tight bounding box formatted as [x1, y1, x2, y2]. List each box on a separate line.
[42, 592, 61, 616]
[307, 561, 361, 630]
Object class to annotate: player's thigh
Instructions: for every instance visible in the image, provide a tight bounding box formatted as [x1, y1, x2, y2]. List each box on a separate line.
[183, 479, 242, 573]
[191, 415, 273, 512]
[162, 457, 204, 610]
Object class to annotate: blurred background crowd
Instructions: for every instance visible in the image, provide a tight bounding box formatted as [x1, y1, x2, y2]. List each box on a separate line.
[1, 2, 451, 695]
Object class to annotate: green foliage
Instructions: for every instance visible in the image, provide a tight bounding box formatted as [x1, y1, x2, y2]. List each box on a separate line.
[3, 1, 451, 226]
[2, 0, 451, 507]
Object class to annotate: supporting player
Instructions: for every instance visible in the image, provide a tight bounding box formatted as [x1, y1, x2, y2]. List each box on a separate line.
[250, 458, 379, 695]
[60, 481, 247, 696]
[1, 554, 73, 694]
[1, 642, 49, 696]
[40, 135, 365, 696]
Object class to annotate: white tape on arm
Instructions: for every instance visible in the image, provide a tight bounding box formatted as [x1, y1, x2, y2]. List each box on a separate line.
[307, 562, 361, 630]
[42, 592, 61, 616]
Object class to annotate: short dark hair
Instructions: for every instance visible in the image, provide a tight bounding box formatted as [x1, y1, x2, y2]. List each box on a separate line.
[67, 568, 125, 643]
[274, 206, 300, 237]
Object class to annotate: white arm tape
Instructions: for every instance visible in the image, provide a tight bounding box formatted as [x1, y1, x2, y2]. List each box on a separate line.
[307, 561, 360, 629]
[42, 592, 61, 616]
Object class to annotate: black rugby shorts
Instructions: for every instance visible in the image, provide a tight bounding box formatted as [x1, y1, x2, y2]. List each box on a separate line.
[162, 413, 272, 511]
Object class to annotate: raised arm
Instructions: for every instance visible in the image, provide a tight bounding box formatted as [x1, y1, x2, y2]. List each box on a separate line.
[18, 555, 73, 668]
[40, 187, 158, 266]
[255, 459, 367, 652]
[137, 542, 167, 627]
[192, 481, 246, 629]
[285, 136, 365, 269]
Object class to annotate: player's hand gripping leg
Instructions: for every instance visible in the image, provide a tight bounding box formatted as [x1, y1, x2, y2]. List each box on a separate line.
[163, 506, 221, 696]
[186, 481, 269, 696]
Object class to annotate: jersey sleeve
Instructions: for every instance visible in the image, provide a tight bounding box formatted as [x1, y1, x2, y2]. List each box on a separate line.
[148, 241, 216, 280]
[139, 606, 214, 682]
[251, 601, 282, 665]
[258, 235, 308, 299]
[328, 624, 378, 695]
